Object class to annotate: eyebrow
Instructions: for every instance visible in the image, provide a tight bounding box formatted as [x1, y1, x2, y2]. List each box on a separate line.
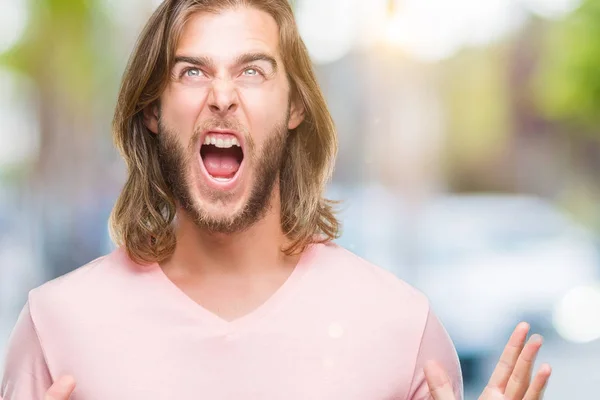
[174, 52, 278, 72]
[174, 55, 215, 70]
[234, 52, 278, 72]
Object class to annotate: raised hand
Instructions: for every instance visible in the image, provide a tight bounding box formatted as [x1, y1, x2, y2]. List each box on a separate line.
[0, 375, 76, 400]
[44, 375, 76, 400]
[424, 323, 552, 400]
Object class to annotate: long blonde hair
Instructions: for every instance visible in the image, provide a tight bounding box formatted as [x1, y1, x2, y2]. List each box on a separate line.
[110, 0, 339, 265]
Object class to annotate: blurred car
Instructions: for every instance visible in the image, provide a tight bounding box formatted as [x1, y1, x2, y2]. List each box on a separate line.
[414, 195, 600, 354]
[327, 184, 600, 377]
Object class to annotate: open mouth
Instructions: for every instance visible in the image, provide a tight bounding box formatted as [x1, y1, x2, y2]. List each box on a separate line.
[200, 132, 244, 182]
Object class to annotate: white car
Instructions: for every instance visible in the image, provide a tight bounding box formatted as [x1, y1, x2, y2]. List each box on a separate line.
[414, 195, 599, 354]
[328, 185, 600, 363]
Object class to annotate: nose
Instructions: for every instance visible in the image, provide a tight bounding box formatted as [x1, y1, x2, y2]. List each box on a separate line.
[207, 78, 238, 117]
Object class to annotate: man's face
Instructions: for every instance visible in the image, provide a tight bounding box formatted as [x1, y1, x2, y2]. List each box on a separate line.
[149, 6, 303, 233]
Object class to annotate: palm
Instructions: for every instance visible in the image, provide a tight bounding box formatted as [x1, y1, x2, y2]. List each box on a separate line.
[425, 323, 552, 400]
[0, 375, 76, 400]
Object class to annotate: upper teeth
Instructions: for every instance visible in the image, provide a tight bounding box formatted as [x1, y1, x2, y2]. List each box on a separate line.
[204, 134, 240, 149]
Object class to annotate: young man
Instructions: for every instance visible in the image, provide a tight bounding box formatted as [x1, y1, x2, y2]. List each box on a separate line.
[1, 0, 551, 399]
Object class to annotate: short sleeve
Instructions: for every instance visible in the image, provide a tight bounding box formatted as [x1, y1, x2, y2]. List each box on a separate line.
[1, 301, 52, 399]
[406, 307, 463, 400]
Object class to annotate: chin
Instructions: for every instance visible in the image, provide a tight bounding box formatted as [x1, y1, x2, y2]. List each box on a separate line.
[184, 184, 273, 235]
[199, 197, 247, 220]
[184, 187, 248, 225]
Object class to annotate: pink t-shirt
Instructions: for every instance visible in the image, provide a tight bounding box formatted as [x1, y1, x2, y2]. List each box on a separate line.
[1, 243, 463, 400]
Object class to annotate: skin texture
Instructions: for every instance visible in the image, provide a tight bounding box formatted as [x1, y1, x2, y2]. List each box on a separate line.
[43, 376, 76, 400]
[144, 6, 306, 324]
[146, 7, 303, 232]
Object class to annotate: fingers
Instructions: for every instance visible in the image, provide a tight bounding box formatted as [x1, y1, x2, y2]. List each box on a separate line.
[424, 360, 456, 400]
[504, 334, 544, 399]
[44, 375, 76, 400]
[486, 322, 529, 391]
[523, 364, 552, 400]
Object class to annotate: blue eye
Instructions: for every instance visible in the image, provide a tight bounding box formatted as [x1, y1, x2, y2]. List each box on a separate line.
[186, 68, 202, 77]
[244, 68, 259, 76]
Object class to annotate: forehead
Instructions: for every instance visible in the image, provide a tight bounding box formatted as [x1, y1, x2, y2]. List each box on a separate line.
[176, 6, 281, 61]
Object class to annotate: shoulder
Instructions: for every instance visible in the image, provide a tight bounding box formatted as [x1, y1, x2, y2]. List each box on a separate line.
[309, 242, 431, 329]
[18, 248, 156, 377]
[27, 247, 149, 328]
[312, 242, 430, 307]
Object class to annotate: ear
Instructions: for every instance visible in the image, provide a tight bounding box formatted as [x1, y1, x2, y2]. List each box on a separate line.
[143, 103, 160, 134]
[287, 96, 305, 131]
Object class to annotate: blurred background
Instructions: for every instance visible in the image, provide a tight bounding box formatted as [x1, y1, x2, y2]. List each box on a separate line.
[1, 0, 600, 397]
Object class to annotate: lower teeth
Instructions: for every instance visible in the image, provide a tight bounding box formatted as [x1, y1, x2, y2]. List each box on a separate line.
[213, 177, 232, 182]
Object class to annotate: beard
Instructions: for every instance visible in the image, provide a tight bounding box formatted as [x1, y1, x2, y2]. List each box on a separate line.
[156, 117, 288, 235]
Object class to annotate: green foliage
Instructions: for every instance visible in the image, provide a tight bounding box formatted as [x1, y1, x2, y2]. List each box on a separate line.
[534, 0, 600, 131]
[441, 45, 513, 165]
[0, 0, 113, 108]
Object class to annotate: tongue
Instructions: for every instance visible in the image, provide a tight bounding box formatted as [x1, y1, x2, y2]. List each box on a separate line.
[203, 150, 241, 179]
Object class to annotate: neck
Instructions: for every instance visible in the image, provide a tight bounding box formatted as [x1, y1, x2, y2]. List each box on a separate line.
[161, 188, 297, 278]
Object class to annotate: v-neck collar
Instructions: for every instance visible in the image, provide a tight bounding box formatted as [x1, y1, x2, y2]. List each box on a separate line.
[150, 243, 319, 335]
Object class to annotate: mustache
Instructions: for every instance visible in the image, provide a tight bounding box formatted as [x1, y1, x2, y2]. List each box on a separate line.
[195, 118, 248, 137]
